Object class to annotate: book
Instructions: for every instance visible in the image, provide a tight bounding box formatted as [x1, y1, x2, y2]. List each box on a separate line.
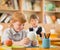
[27, 1, 32, 10]
[23, 0, 32, 10]
[4, 0, 14, 10]
[4, 15, 11, 23]
[0, 0, 5, 5]
[34, 2, 41, 11]
[0, 0, 19, 10]
[0, 13, 7, 23]
[22, 0, 27, 10]
[13, 0, 19, 10]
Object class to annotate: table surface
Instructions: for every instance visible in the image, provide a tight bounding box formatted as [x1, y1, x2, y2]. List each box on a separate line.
[0, 45, 60, 50]
[39, 38, 60, 42]
[38, 38, 60, 46]
[0, 38, 60, 50]
[26, 45, 60, 50]
[26, 48, 60, 50]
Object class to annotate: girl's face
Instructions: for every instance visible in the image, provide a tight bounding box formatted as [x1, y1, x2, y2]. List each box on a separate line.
[13, 21, 24, 32]
[30, 19, 38, 28]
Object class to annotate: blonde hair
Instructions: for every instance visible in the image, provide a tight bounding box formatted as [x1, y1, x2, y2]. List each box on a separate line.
[10, 12, 26, 26]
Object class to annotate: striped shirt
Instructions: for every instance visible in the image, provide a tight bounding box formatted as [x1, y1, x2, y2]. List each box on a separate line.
[2, 28, 27, 43]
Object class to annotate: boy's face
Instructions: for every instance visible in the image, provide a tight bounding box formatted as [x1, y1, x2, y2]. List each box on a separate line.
[13, 21, 24, 32]
[30, 19, 38, 28]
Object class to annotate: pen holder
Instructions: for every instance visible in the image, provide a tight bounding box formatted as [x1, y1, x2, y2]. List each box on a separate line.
[42, 38, 50, 48]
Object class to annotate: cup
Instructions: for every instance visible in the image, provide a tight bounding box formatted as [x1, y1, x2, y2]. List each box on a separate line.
[42, 38, 50, 48]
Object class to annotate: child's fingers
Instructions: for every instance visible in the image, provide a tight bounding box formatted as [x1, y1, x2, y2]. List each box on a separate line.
[32, 41, 37, 46]
[22, 38, 30, 45]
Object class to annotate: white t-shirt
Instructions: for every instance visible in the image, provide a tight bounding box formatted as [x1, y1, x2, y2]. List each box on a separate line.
[27, 25, 45, 36]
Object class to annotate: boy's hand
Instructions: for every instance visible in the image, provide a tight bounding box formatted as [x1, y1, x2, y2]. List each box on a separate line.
[32, 41, 37, 46]
[20, 38, 30, 45]
[12, 38, 30, 46]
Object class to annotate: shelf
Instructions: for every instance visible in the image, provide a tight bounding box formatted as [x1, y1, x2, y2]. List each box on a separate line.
[46, 0, 60, 1]
[0, 10, 19, 13]
[26, 0, 41, 2]
[45, 11, 60, 13]
[23, 10, 41, 13]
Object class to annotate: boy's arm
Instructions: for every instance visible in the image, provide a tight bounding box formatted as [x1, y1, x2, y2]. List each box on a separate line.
[13, 38, 30, 46]
[13, 41, 24, 46]
[1, 29, 10, 44]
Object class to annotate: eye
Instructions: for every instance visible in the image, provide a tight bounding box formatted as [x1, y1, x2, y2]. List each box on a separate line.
[23, 24, 24, 26]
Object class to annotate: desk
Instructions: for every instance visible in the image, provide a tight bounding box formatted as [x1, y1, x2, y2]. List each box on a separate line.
[26, 45, 60, 50]
[0, 45, 60, 50]
[39, 38, 60, 42]
[1, 38, 60, 50]
[12, 46, 60, 50]
[39, 38, 60, 46]
[26, 48, 60, 50]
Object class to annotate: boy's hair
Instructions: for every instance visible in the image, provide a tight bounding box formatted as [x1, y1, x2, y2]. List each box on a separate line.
[10, 12, 26, 24]
[29, 14, 39, 22]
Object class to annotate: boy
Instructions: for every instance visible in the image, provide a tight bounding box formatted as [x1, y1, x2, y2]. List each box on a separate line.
[1, 12, 37, 46]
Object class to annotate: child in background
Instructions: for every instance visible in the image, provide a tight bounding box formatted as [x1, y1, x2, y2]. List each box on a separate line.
[1, 12, 37, 46]
[28, 14, 45, 39]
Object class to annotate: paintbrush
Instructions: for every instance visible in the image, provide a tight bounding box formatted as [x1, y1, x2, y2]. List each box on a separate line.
[46, 33, 50, 38]
[44, 33, 46, 38]
[44, 33, 50, 38]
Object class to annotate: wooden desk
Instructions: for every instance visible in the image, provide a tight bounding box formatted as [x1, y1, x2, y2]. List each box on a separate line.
[39, 38, 60, 42]
[1, 38, 60, 50]
[26, 48, 60, 50]
[50, 38, 60, 42]
[2, 47, 60, 50]
[26, 45, 60, 50]
[39, 38, 60, 46]
[0, 45, 60, 50]
[12, 46, 60, 50]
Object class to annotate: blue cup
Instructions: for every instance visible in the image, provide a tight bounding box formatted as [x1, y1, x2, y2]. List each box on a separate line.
[42, 38, 50, 48]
